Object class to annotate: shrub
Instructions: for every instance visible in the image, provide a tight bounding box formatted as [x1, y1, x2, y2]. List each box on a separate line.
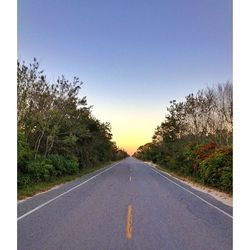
[47, 154, 79, 175]
[63, 155, 79, 174]
[18, 172, 32, 187]
[46, 154, 67, 176]
[186, 142, 218, 174]
[163, 142, 194, 176]
[194, 142, 217, 161]
[199, 147, 232, 192]
[26, 157, 54, 182]
[17, 154, 80, 187]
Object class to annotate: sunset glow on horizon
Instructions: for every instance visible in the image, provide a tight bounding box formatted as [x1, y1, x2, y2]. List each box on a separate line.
[110, 118, 160, 156]
[88, 103, 165, 155]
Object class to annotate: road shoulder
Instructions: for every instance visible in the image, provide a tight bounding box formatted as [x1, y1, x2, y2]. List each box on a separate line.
[146, 161, 232, 208]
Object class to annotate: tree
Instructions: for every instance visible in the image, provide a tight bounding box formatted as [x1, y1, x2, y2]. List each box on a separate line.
[17, 58, 128, 187]
[133, 82, 233, 192]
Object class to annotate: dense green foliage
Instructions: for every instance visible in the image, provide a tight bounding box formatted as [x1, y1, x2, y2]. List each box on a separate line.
[18, 59, 128, 188]
[133, 83, 232, 193]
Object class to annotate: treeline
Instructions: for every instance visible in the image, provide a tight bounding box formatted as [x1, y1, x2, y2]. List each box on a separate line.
[18, 59, 128, 188]
[133, 82, 232, 193]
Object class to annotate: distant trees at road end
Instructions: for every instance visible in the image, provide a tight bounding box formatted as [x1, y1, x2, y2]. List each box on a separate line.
[133, 82, 232, 193]
[18, 58, 128, 188]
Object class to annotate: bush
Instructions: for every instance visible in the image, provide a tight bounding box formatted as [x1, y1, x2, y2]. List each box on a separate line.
[47, 154, 79, 175]
[46, 154, 67, 176]
[199, 147, 232, 192]
[17, 153, 80, 187]
[63, 155, 79, 174]
[26, 158, 54, 182]
[18, 172, 32, 187]
[183, 142, 218, 176]
[193, 142, 217, 161]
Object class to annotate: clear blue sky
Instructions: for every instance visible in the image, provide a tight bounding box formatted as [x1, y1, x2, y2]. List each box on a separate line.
[18, 0, 232, 154]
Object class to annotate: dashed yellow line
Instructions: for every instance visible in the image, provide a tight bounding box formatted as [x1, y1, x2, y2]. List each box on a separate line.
[126, 205, 132, 239]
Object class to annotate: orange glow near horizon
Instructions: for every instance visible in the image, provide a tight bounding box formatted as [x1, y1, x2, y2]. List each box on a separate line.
[89, 103, 164, 157]
[111, 117, 160, 156]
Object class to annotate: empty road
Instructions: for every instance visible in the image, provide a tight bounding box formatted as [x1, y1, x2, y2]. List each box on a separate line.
[18, 157, 232, 250]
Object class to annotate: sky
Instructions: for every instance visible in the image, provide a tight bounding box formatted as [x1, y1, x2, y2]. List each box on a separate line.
[18, 0, 232, 155]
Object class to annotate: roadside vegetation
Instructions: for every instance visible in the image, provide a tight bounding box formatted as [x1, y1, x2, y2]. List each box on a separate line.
[133, 82, 232, 193]
[18, 58, 128, 198]
[18, 161, 114, 200]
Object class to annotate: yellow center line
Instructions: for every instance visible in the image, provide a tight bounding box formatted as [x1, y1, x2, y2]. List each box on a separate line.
[126, 205, 132, 240]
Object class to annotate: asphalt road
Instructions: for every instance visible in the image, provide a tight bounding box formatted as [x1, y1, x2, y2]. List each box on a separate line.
[18, 157, 232, 250]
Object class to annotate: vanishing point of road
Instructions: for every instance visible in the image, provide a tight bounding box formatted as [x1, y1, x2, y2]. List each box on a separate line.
[18, 157, 232, 250]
